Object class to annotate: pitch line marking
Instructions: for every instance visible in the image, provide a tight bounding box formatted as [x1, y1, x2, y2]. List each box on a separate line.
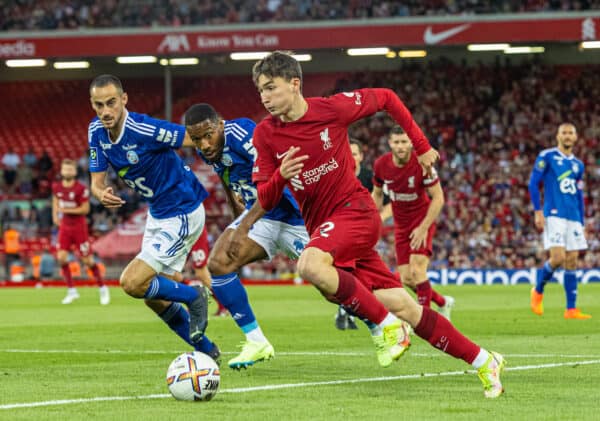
[2, 349, 600, 359]
[2, 359, 600, 410]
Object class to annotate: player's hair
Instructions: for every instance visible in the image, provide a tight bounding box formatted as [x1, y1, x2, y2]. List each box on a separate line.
[89, 74, 123, 94]
[252, 51, 303, 87]
[61, 158, 77, 167]
[389, 125, 405, 136]
[184, 103, 219, 126]
[349, 138, 363, 151]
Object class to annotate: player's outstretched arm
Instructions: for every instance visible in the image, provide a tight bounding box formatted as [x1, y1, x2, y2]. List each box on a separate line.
[90, 171, 125, 208]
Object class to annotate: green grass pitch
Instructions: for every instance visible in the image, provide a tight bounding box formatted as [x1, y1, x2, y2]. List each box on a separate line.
[1, 283, 599, 420]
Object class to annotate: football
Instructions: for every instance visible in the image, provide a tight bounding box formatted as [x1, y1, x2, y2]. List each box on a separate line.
[166, 352, 220, 401]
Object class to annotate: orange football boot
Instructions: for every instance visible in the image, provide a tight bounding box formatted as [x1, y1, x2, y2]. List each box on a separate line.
[564, 308, 592, 319]
[530, 288, 544, 316]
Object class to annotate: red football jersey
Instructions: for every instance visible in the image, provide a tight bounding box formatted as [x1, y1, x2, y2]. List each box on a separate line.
[252, 88, 431, 234]
[52, 180, 89, 228]
[373, 151, 439, 226]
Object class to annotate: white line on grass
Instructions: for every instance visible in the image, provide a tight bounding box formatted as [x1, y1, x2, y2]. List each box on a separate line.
[2, 349, 600, 359]
[1, 359, 600, 410]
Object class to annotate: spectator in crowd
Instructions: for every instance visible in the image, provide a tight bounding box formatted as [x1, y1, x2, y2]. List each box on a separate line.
[23, 148, 38, 168]
[37, 150, 54, 177]
[1, 148, 21, 193]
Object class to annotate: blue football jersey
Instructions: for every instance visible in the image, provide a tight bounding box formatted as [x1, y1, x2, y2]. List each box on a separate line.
[529, 147, 585, 223]
[88, 110, 208, 219]
[198, 118, 303, 226]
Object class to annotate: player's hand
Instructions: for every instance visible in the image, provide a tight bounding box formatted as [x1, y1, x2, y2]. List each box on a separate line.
[226, 225, 249, 260]
[100, 187, 125, 208]
[280, 146, 308, 180]
[417, 148, 440, 177]
[409, 225, 428, 250]
[534, 211, 544, 232]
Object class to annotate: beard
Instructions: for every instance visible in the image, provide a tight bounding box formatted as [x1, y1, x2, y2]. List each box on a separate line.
[62, 175, 75, 182]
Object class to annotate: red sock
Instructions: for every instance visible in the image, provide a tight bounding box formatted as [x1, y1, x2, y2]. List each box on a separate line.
[414, 306, 480, 364]
[90, 264, 104, 287]
[431, 288, 446, 307]
[61, 264, 73, 288]
[334, 268, 388, 325]
[415, 281, 433, 307]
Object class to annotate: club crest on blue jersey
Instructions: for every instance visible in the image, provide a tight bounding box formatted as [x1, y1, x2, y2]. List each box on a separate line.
[127, 150, 139, 164]
[221, 153, 233, 167]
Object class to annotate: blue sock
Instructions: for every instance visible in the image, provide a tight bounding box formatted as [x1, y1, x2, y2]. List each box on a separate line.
[159, 302, 216, 353]
[144, 275, 199, 304]
[536, 261, 555, 294]
[563, 270, 578, 310]
[212, 273, 257, 332]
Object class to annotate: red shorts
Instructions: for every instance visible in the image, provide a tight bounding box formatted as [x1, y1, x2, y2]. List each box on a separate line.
[306, 204, 400, 291]
[394, 222, 436, 266]
[58, 226, 90, 257]
[189, 227, 209, 269]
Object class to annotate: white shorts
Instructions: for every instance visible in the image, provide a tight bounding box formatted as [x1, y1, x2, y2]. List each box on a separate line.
[138, 203, 205, 275]
[543, 216, 588, 251]
[228, 210, 309, 259]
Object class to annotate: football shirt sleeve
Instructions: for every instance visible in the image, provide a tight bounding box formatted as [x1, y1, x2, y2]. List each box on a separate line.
[88, 126, 108, 173]
[372, 159, 384, 188]
[528, 153, 547, 211]
[252, 124, 286, 211]
[331, 88, 431, 155]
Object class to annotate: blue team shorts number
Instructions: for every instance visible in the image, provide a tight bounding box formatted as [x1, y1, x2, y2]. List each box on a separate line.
[123, 177, 154, 198]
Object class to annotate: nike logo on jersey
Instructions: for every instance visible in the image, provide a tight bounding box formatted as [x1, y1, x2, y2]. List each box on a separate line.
[276, 151, 289, 160]
[423, 24, 470, 45]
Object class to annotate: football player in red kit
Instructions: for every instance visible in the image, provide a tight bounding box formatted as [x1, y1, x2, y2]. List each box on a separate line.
[249, 51, 504, 398]
[52, 159, 109, 305]
[373, 126, 454, 319]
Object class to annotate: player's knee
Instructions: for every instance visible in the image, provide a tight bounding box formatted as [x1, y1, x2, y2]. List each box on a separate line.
[564, 256, 578, 270]
[119, 272, 146, 298]
[297, 248, 330, 286]
[207, 253, 233, 276]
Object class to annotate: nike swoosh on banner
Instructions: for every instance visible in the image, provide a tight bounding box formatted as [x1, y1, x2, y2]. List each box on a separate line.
[423, 24, 471, 45]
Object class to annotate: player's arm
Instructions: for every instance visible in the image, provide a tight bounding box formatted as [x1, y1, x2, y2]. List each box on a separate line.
[335, 88, 438, 172]
[528, 155, 546, 231]
[257, 147, 307, 210]
[219, 177, 245, 219]
[409, 182, 444, 250]
[371, 185, 392, 221]
[577, 163, 585, 225]
[90, 171, 125, 208]
[52, 195, 59, 226]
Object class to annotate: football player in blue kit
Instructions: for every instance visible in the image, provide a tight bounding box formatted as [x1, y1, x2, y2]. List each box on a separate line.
[528, 123, 590, 319]
[184, 103, 309, 369]
[87, 75, 220, 361]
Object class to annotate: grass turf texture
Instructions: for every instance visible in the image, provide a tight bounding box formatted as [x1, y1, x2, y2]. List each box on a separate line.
[1, 283, 599, 420]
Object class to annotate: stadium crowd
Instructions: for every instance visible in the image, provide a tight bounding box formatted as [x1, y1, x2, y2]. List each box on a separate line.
[2, 0, 600, 30]
[1, 59, 599, 279]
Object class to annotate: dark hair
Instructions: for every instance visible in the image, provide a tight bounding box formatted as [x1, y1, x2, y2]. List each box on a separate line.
[349, 138, 363, 151]
[184, 103, 219, 126]
[252, 51, 302, 87]
[90, 74, 123, 94]
[389, 125, 405, 136]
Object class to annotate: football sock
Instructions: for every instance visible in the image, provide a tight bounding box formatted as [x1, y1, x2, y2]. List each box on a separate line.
[416, 281, 433, 307]
[144, 275, 199, 304]
[471, 349, 491, 369]
[563, 270, 578, 309]
[414, 306, 480, 364]
[159, 302, 216, 353]
[334, 268, 389, 325]
[211, 273, 265, 340]
[61, 264, 74, 288]
[89, 263, 105, 287]
[536, 260, 555, 294]
[431, 288, 446, 307]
